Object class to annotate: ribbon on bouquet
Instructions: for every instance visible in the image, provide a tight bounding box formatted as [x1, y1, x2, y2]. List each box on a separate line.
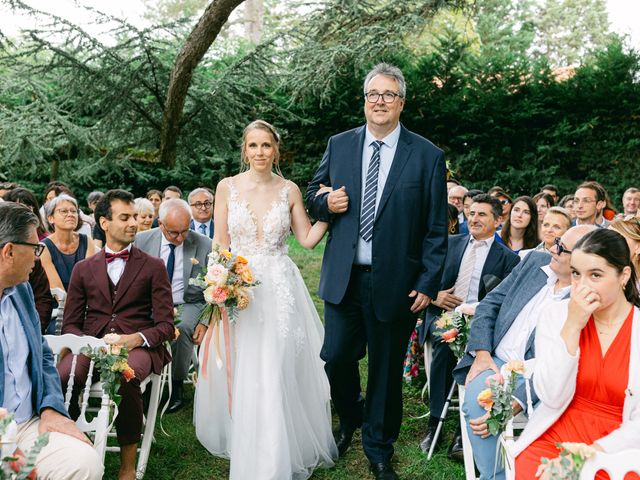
[201, 307, 233, 416]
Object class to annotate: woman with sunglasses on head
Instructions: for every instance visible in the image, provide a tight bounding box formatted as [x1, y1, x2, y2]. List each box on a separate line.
[40, 194, 95, 332]
[514, 229, 640, 479]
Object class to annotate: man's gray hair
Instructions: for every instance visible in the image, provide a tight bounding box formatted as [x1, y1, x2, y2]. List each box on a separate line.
[87, 191, 104, 205]
[624, 187, 639, 196]
[44, 193, 78, 218]
[158, 198, 191, 222]
[363, 63, 406, 98]
[134, 197, 155, 216]
[188, 188, 214, 204]
[0, 202, 39, 246]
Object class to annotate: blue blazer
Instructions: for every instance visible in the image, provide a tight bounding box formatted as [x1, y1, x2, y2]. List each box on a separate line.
[306, 124, 448, 321]
[418, 233, 520, 345]
[0, 283, 67, 417]
[453, 251, 563, 404]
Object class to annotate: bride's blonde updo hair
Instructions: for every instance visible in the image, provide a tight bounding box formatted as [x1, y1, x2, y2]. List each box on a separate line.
[240, 120, 283, 176]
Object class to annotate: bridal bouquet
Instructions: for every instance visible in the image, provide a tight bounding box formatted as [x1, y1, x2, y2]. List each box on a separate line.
[538, 443, 597, 480]
[476, 360, 525, 436]
[81, 335, 135, 406]
[0, 409, 48, 480]
[189, 244, 259, 326]
[434, 311, 473, 359]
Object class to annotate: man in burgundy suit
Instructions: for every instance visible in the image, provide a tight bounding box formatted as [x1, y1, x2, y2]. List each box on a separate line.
[59, 189, 175, 480]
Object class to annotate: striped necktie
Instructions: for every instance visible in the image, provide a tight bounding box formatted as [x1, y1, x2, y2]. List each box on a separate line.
[453, 240, 485, 302]
[359, 140, 384, 242]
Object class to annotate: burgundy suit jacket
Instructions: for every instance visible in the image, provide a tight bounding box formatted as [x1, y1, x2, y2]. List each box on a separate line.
[62, 246, 174, 374]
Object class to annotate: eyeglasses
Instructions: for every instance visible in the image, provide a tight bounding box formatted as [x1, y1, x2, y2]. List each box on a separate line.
[162, 226, 190, 239]
[554, 237, 572, 255]
[190, 201, 213, 210]
[55, 208, 78, 216]
[574, 198, 596, 205]
[364, 91, 403, 103]
[12, 241, 45, 257]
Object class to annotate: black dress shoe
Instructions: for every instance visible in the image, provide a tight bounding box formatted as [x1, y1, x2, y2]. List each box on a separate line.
[419, 425, 439, 454]
[369, 462, 399, 480]
[333, 424, 356, 457]
[166, 381, 184, 414]
[447, 433, 464, 463]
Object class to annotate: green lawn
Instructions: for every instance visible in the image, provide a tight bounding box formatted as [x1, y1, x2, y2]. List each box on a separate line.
[104, 238, 465, 479]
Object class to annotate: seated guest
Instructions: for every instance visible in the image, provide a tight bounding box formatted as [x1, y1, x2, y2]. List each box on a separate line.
[0, 202, 103, 479]
[146, 189, 163, 221]
[460, 189, 483, 234]
[488, 187, 512, 225]
[41, 182, 94, 238]
[135, 198, 210, 413]
[609, 217, 640, 288]
[40, 194, 94, 292]
[520, 206, 572, 258]
[533, 192, 554, 231]
[60, 189, 175, 480]
[540, 184, 559, 205]
[0, 181, 18, 198]
[418, 194, 520, 460]
[151, 186, 182, 228]
[574, 181, 609, 227]
[85, 191, 104, 227]
[620, 187, 639, 218]
[453, 225, 595, 480]
[558, 194, 576, 220]
[448, 185, 468, 226]
[188, 188, 215, 239]
[514, 229, 640, 479]
[134, 198, 155, 233]
[3, 188, 48, 240]
[496, 196, 538, 253]
[447, 203, 460, 235]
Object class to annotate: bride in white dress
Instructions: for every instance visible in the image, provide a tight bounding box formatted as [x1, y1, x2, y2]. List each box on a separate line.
[194, 120, 338, 479]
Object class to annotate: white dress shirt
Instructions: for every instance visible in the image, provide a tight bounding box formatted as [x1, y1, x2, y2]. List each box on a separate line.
[465, 235, 494, 304]
[160, 235, 184, 305]
[355, 124, 401, 265]
[192, 219, 211, 238]
[495, 265, 570, 361]
[0, 287, 33, 424]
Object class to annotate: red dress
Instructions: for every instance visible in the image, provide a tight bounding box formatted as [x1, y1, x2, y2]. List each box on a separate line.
[516, 307, 639, 480]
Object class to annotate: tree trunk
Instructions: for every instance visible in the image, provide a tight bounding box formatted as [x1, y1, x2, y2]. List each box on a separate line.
[244, 0, 263, 43]
[159, 0, 246, 168]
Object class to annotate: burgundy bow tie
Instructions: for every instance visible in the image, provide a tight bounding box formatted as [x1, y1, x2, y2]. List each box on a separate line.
[105, 250, 130, 263]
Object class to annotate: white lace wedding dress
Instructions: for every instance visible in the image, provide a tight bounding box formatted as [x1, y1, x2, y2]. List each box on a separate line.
[194, 179, 337, 480]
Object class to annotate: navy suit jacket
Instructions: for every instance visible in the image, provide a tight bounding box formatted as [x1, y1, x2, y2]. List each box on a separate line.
[306, 124, 448, 321]
[0, 283, 67, 417]
[189, 219, 214, 239]
[453, 251, 564, 404]
[418, 233, 520, 344]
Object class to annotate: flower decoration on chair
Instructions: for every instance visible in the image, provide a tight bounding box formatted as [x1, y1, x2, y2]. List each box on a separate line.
[0, 408, 48, 480]
[189, 244, 260, 414]
[476, 360, 525, 436]
[538, 442, 597, 480]
[81, 337, 135, 407]
[434, 311, 473, 359]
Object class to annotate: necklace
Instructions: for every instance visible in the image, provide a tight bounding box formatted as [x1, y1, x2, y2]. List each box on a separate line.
[596, 319, 624, 335]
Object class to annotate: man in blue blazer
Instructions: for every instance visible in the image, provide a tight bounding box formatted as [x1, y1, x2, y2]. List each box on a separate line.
[418, 194, 520, 459]
[0, 202, 102, 479]
[306, 63, 448, 480]
[452, 225, 594, 480]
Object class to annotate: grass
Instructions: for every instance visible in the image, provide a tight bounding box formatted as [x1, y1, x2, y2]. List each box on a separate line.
[104, 238, 465, 479]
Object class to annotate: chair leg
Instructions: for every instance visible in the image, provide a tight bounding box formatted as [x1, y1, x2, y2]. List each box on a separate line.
[458, 386, 479, 480]
[428, 381, 457, 460]
[136, 373, 163, 479]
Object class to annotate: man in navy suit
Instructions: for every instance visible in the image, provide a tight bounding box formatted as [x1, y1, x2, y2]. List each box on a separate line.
[0, 202, 102, 479]
[188, 188, 214, 239]
[306, 63, 448, 480]
[418, 194, 520, 459]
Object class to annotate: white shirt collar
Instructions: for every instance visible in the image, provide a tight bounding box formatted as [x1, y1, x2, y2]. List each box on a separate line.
[469, 234, 495, 248]
[104, 244, 132, 255]
[364, 123, 401, 149]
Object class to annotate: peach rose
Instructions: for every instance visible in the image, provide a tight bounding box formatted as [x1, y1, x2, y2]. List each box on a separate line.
[504, 360, 525, 375]
[236, 288, 250, 310]
[240, 268, 254, 284]
[211, 286, 229, 304]
[109, 344, 122, 356]
[477, 388, 494, 411]
[441, 328, 459, 343]
[122, 365, 136, 382]
[0, 407, 9, 419]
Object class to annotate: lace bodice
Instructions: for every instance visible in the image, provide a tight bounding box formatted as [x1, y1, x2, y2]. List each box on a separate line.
[227, 179, 291, 256]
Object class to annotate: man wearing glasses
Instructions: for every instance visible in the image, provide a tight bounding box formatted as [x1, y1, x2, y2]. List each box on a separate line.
[452, 225, 594, 480]
[307, 63, 448, 480]
[0, 202, 103, 479]
[188, 188, 215, 239]
[135, 198, 211, 414]
[574, 181, 609, 227]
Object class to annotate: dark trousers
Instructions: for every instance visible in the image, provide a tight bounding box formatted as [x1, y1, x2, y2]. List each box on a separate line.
[321, 268, 417, 464]
[427, 320, 458, 420]
[58, 347, 153, 445]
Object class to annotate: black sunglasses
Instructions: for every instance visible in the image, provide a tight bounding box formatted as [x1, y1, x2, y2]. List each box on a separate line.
[554, 237, 572, 255]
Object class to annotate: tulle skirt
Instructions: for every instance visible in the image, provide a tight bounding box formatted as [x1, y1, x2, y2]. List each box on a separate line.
[194, 254, 337, 480]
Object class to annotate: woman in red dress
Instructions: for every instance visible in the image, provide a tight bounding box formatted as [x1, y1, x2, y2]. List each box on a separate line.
[514, 228, 640, 479]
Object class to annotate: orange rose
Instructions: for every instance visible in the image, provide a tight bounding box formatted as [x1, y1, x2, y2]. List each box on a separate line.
[236, 255, 248, 265]
[441, 328, 459, 343]
[477, 388, 494, 412]
[122, 365, 136, 382]
[240, 268, 254, 284]
[221, 249, 232, 259]
[174, 327, 180, 340]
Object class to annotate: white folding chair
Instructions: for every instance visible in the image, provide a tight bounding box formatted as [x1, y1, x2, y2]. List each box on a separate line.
[50, 288, 66, 335]
[45, 334, 111, 461]
[580, 450, 640, 479]
[457, 385, 479, 480]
